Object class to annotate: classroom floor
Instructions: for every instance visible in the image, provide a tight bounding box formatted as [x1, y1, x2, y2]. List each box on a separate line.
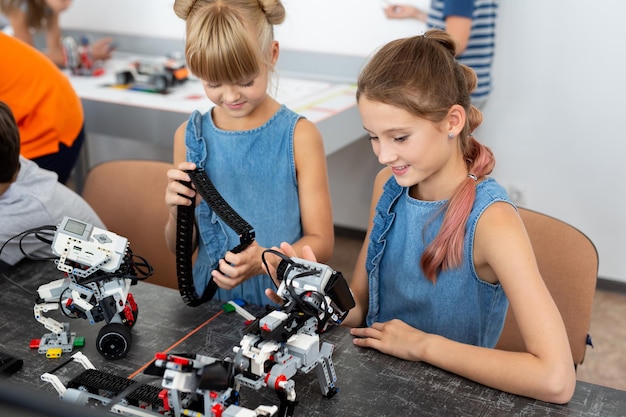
[328, 233, 626, 392]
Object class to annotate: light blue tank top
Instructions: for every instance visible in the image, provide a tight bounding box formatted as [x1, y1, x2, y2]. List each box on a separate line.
[185, 104, 303, 306]
[366, 177, 512, 347]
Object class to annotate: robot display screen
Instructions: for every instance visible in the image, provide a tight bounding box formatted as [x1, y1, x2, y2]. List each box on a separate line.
[64, 219, 87, 235]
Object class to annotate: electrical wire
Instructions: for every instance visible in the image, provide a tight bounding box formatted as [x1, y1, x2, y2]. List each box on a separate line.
[261, 249, 332, 332]
[0, 225, 59, 295]
[1, 224, 154, 296]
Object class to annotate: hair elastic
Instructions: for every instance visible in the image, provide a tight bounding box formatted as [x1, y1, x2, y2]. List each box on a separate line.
[468, 174, 478, 181]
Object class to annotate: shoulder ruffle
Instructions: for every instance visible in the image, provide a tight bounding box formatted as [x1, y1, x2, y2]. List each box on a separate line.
[366, 177, 403, 322]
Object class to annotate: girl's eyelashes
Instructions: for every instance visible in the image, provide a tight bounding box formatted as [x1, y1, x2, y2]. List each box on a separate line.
[204, 80, 255, 88]
[366, 135, 409, 142]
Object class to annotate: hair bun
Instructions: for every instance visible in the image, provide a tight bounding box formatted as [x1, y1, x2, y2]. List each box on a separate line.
[173, 0, 199, 20]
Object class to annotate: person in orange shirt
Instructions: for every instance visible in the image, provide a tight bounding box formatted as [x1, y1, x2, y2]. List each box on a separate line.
[0, 32, 84, 184]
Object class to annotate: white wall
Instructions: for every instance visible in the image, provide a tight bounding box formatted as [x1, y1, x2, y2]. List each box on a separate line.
[61, 0, 428, 54]
[61, 0, 626, 283]
[479, 0, 626, 283]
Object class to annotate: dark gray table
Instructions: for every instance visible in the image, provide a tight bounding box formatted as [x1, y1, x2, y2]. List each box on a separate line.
[1, 259, 625, 417]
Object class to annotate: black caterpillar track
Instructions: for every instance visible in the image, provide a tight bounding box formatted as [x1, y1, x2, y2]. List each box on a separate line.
[67, 369, 163, 406]
[176, 168, 255, 307]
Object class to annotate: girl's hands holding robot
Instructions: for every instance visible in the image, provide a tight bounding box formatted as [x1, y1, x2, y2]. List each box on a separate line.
[165, 162, 198, 217]
[263, 242, 318, 305]
[211, 240, 266, 290]
[350, 318, 426, 361]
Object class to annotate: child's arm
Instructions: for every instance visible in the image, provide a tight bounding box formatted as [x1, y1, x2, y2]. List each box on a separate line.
[164, 122, 197, 254]
[444, 16, 472, 55]
[289, 118, 334, 262]
[7, 8, 65, 67]
[7, 9, 34, 46]
[43, 11, 65, 67]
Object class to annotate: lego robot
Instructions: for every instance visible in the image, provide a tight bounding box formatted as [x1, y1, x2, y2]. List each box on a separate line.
[229, 251, 356, 415]
[33, 217, 143, 360]
[41, 351, 279, 417]
[40, 254, 355, 416]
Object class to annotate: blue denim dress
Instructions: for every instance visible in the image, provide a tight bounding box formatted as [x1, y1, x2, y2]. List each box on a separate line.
[366, 177, 512, 347]
[185, 105, 303, 306]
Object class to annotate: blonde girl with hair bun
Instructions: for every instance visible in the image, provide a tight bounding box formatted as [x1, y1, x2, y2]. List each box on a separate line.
[165, 0, 334, 307]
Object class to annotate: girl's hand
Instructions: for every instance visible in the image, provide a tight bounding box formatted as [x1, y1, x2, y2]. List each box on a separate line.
[263, 242, 318, 304]
[383, 4, 427, 21]
[90, 37, 115, 61]
[211, 241, 266, 290]
[165, 162, 197, 217]
[350, 319, 424, 361]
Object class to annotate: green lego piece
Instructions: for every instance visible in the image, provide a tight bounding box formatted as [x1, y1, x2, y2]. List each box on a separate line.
[73, 336, 86, 347]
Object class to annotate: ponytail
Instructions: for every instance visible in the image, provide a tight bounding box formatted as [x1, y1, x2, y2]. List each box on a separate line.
[421, 138, 495, 281]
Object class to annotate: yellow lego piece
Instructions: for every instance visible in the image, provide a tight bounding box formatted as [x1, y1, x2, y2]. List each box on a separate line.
[46, 347, 63, 359]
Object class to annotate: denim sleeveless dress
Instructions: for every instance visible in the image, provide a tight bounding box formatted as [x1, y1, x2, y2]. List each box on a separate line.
[366, 177, 512, 347]
[185, 104, 303, 306]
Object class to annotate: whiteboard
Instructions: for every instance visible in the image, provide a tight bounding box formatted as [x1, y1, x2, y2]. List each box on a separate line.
[60, 0, 428, 56]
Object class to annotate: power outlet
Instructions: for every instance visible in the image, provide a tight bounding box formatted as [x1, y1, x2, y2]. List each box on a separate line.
[507, 184, 528, 206]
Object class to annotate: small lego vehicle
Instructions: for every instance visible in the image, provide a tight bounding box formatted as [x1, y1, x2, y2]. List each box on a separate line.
[115, 56, 189, 93]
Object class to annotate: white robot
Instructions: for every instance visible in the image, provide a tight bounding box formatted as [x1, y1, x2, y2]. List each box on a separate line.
[41, 351, 279, 417]
[230, 252, 355, 416]
[33, 216, 142, 359]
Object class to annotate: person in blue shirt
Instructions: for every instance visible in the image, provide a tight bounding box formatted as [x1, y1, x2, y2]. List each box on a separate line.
[269, 30, 576, 404]
[383, 0, 498, 108]
[164, 0, 334, 307]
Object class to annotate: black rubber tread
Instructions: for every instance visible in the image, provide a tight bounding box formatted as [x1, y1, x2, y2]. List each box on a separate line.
[176, 169, 255, 307]
[67, 369, 163, 406]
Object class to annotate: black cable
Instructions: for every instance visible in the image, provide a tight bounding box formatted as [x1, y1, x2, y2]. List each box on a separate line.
[0, 270, 37, 295]
[0, 225, 57, 264]
[1, 224, 152, 299]
[261, 248, 294, 283]
[0, 225, 58, 295]
[261, 249, 333, 330]
[20, 227, 56, 261]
